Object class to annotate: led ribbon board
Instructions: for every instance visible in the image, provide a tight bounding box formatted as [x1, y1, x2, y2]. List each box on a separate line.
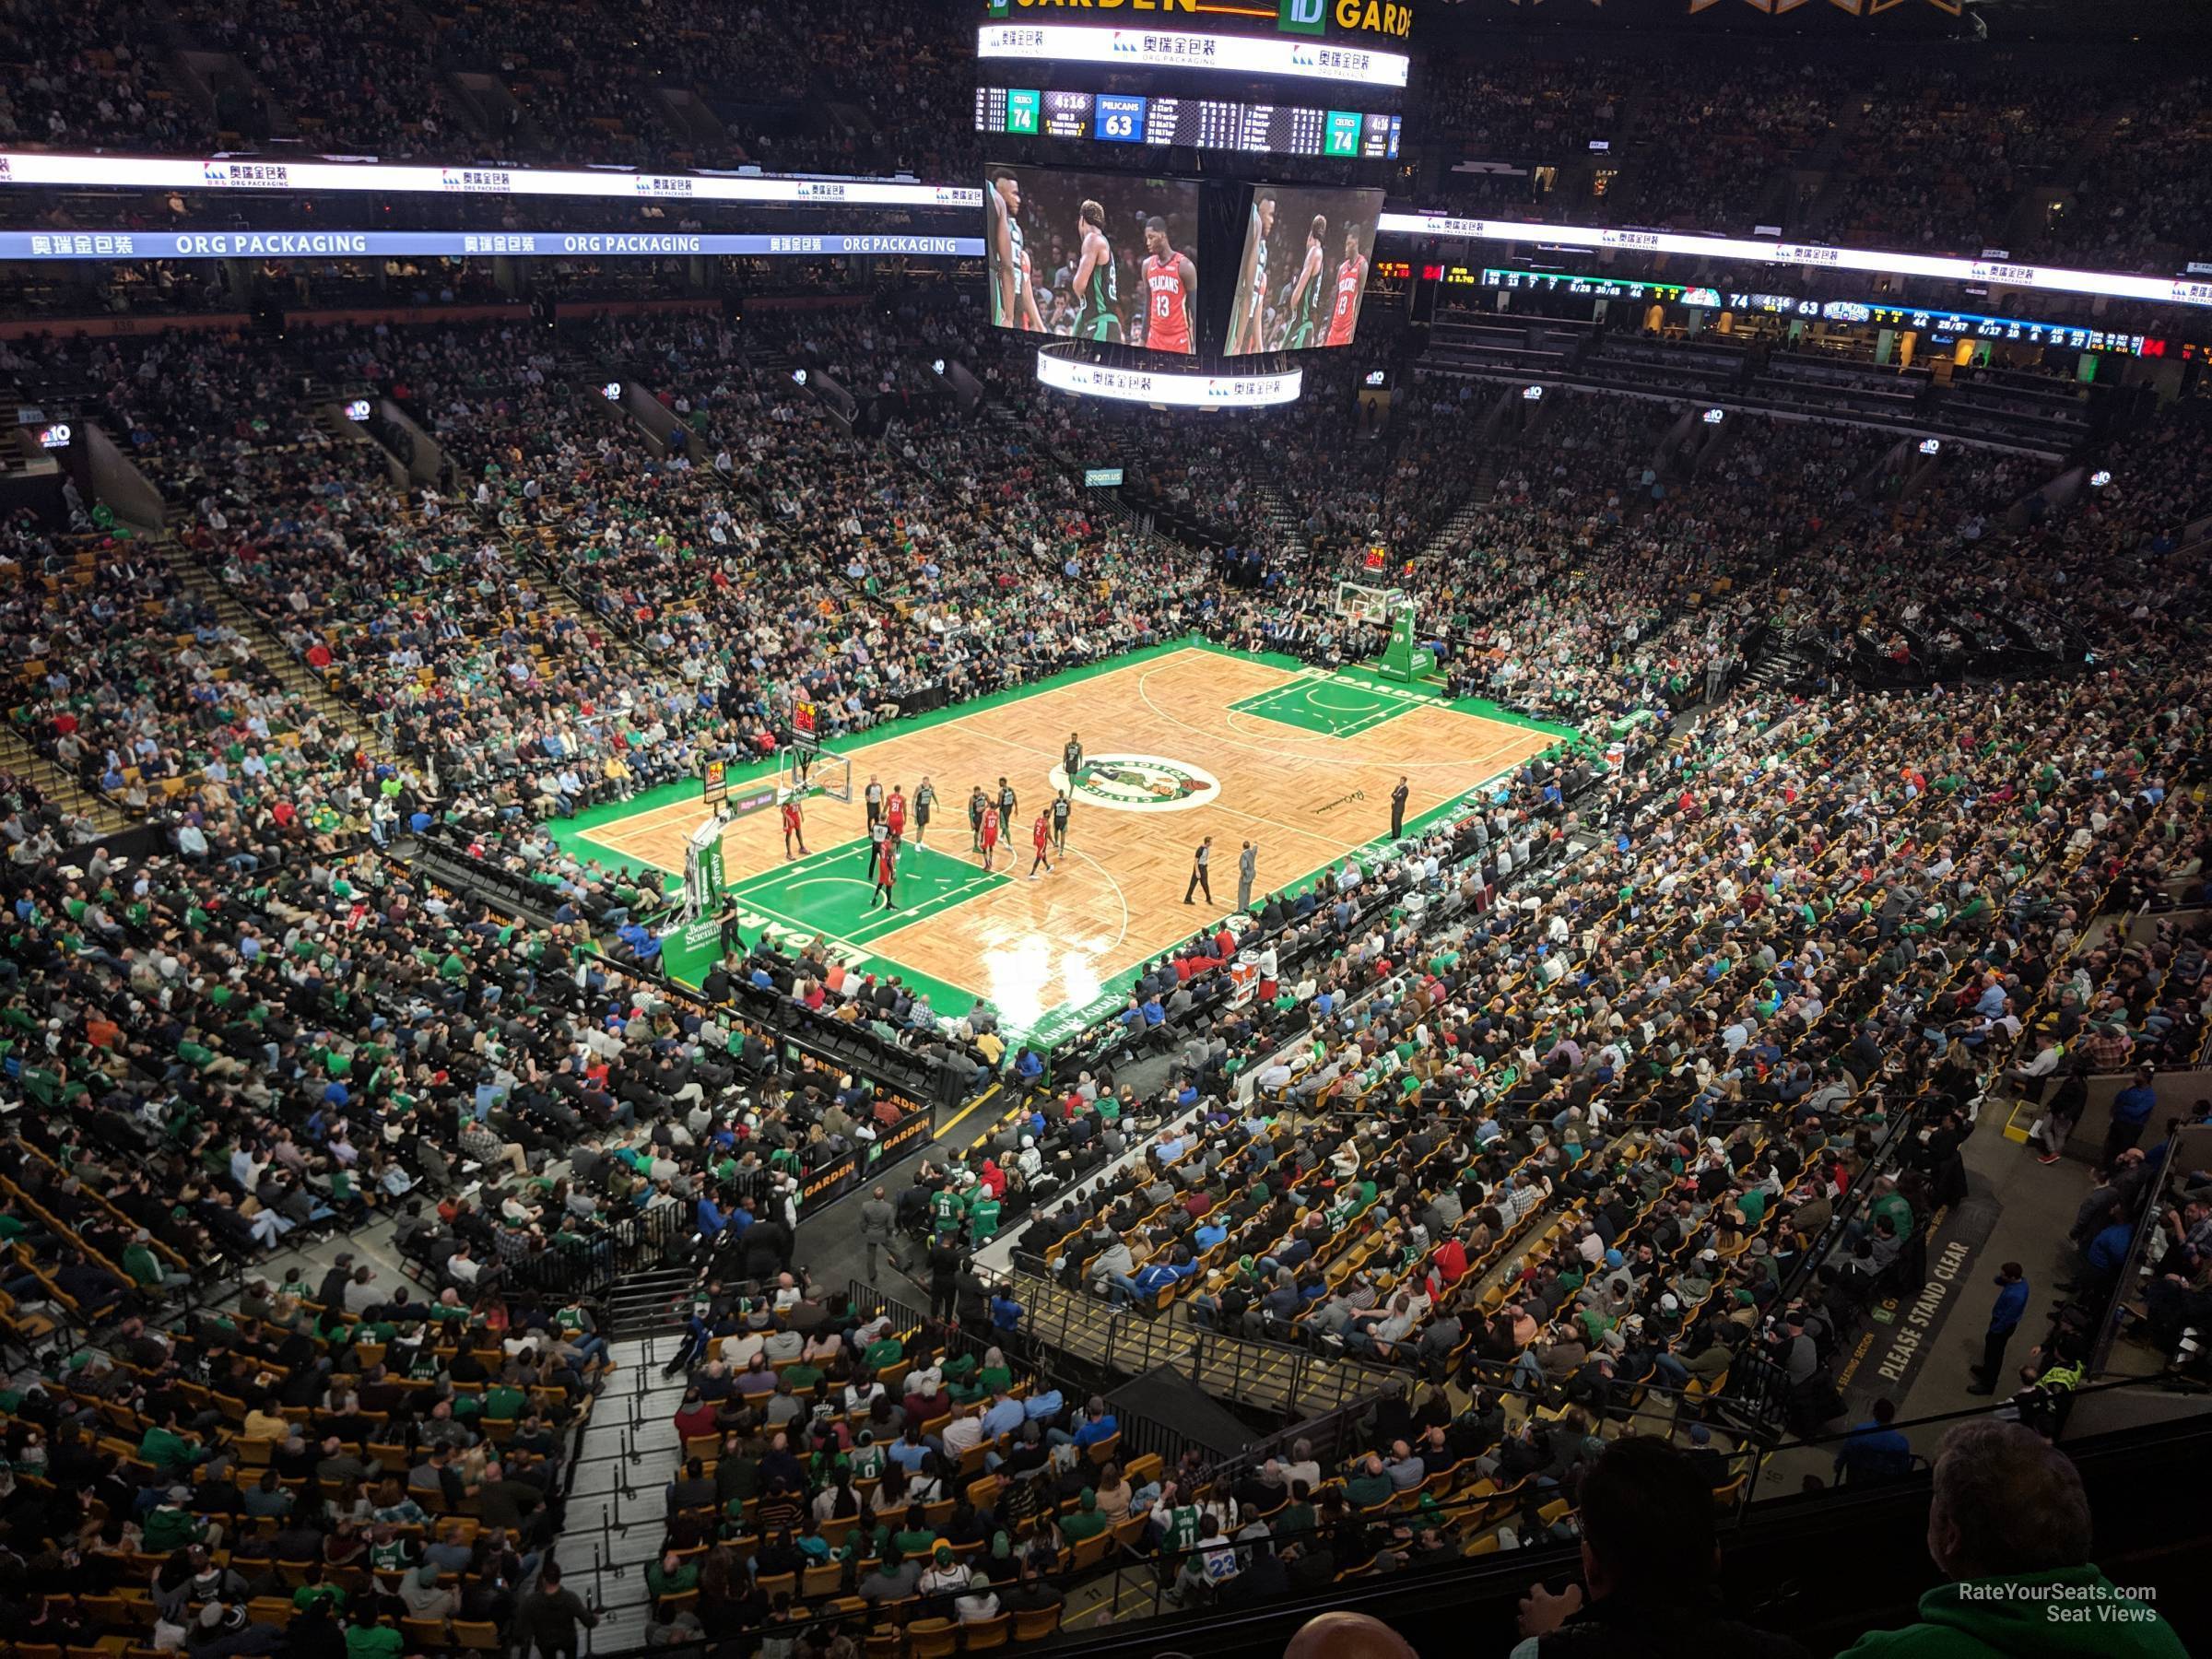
[979, 23, 1408, 88]
[1377, 212, 2212, 311]
[1037, 349, 1302, 406]
[0, 230, 982, 260]
[0, 151, 983, 208]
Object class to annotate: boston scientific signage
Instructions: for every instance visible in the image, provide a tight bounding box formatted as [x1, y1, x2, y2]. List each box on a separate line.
[0, 230, 982, 262]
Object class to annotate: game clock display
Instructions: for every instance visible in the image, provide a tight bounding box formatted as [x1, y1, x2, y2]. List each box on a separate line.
[975, 87, 1399, 159]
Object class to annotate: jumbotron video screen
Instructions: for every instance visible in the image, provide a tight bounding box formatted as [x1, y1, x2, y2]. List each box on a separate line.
[1225, 184, 1382, 356]
[986, 163, 1201, 355]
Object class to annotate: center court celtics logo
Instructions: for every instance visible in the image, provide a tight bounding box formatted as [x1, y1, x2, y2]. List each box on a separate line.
[1051, 752, 1221, 814]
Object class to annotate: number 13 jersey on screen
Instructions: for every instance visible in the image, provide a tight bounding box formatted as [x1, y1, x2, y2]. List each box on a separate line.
[1142, 218, 1196, 355]
[1328, 241, 1368, 348]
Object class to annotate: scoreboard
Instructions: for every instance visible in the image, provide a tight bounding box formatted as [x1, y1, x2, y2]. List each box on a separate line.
[976, 87, 1400, 159]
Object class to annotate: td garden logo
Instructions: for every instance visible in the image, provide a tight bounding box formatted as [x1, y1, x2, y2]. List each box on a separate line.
[1053, 752, 1221, 814]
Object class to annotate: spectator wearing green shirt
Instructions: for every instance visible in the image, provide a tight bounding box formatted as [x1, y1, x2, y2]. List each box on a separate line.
[645, 1549, 700, 1599]
[1344, 1453, 1394, 1510]
[482, 1382, 527, 1421]
[142, 1486, 211, 1552]
[123, 1229, 194, 1295]
[292, 1564, 347, 1615]
[344, 1607, 404, 1659]
[891, 1508, 941, 1559]
[139, 1411, 204, 1476]
[930, 1186, 966, 1237]
[1058, 1488, 1109, 1543]
[968, 1193, 1003, 1246]
[1867, 1175, 1914, 1243]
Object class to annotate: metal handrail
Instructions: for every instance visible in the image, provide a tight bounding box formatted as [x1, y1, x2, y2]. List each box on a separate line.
[1006, 1267, 1390, 1423]
[2087, 1123, 2184, 1378]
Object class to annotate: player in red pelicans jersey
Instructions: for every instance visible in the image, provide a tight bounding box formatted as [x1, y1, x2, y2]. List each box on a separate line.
[1141, 217, 1197, 356]
[1325, 225, 1367, 349]
[979, 802, 1001, 872]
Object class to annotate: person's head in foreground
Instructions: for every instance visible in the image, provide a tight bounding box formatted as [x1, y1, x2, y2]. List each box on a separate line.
[1285, 1611, 1419, 1659]
[1837, 1419, 2184, 1659]
[1512, 1436, 1808, 1657]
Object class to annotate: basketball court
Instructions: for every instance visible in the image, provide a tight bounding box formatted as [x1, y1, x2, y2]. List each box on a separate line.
[548, 640, 1566, 1050]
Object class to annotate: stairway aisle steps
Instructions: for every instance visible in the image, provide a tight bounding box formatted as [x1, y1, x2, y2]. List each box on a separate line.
[159, 541, 399, 766]
[0, 721, 129, 834]
[561, 1335, 672, 1641]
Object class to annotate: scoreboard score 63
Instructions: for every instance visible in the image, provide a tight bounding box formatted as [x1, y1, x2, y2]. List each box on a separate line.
[1095, 94, 1146, 143]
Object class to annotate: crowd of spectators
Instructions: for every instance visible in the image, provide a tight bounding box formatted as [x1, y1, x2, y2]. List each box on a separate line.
[1815, 72, 2091, 257]
[1407, 54, 2210, 274]
[0, 268, 2206, 1656]
[0, 0, 966, 180]
[2045, 74, 2212, 274]
[5, 11, 2212, 274]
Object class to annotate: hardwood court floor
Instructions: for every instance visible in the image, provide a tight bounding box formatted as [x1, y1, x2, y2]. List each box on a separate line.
[577, 645, 1554, 1046]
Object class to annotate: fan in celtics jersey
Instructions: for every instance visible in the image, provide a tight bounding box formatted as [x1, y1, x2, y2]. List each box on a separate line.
[1070, 198, 1123, 343]
[1153, 1480, 1207, 1559]
[990, 171, 1045, 333]
[1274, 213, 1329, 351]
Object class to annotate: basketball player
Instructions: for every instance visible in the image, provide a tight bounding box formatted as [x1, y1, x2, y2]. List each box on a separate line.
[864, 775, 883, 830]
[979, 799, 1002, 872]
[913, 775, 935, 844]
[870, 834, 898, 911]
[968, 783, 988, 852]
[1071, 199, 1122, 344]
[1051, 789, 1071, 853]
[1325, 223, 1369, 350]
[886, 782, 907, 843]
[1277, 214, 1329, 351]
[987, 171, 1010, 329]
[780, 791, 806, 860]
[1141, 218, 1195, 356]
[991, 171, 1046, 333]
[1230, 192, 1275, 356]
[996, 775, 1018, 833]
[1063, 730, 1084, 784]
[1029, 809, 1053, 879]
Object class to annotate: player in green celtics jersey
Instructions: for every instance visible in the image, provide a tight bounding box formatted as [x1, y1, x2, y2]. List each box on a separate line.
[1229, 191, 1275, 355]
[991, 171, 1044, 333]
[988, 175, 1009, 327]
[1071, 198, 1123, 343]
[1277, 214, 1329, 351]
